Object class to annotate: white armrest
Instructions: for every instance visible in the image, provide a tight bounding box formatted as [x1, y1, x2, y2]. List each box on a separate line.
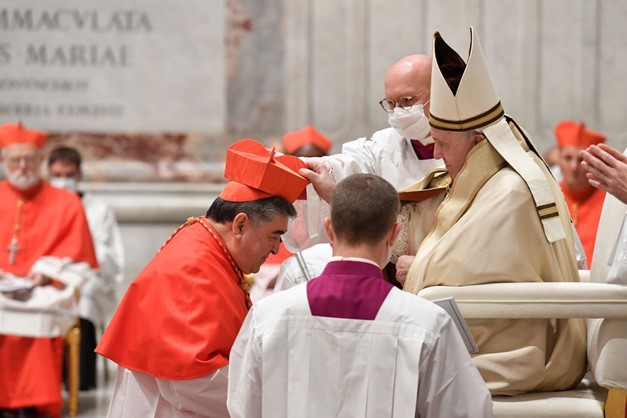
[418, 282, 627, 319]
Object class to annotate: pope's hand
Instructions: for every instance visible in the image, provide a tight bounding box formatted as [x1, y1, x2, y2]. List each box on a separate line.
[395, 255, 415, 287]
[581, 143, 627, 204]
[299, 160, 335, 203]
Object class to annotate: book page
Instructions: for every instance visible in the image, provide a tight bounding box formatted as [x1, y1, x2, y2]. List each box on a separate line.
[432, 297, 479, 354]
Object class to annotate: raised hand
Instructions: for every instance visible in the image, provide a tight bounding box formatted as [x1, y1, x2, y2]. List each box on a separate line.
[581, 143, 627, 204]
[299, 160, 335, 203]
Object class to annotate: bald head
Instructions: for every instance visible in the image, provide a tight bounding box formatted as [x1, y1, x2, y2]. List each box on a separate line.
[383, 54, 432, 113]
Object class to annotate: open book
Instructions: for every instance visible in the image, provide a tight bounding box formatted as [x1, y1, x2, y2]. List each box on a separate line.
[397, 168, 450, 203]
[398, 186, 447, 203]
[433, 297, 479, 354]
[0, 274, 34, 293]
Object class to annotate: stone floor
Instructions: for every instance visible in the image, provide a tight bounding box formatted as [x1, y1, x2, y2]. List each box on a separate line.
[61, 359, 115, 418]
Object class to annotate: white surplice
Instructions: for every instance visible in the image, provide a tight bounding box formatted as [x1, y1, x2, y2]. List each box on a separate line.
[283, 128, 443, 251]
[228, 282, 492, 418]
[79, 193, 125, 325]
[107, 366, 229, 418]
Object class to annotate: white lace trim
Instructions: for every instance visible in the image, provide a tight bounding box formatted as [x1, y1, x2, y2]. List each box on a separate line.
[391, 203, 411, 264]
[324, 160, 336, 183]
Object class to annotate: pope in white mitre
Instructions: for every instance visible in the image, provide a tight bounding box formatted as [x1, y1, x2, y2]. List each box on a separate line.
[399, 27, 587, 396]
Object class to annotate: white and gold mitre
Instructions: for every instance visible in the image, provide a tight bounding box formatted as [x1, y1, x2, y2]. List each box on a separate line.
[429, 27, 504, 131]
[429, 27, 565, 243]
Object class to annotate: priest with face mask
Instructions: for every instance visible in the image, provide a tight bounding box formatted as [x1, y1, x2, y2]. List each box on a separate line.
[282, 54, 444, 253]
[0, 122, 98, 418]
[46, 145, 125, 391]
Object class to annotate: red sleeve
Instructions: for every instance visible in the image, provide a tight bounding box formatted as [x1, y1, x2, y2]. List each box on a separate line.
[44, 187, 98, 268]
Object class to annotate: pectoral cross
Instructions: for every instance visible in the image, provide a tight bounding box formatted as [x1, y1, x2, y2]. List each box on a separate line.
[7, 199, 24, 266]
[6, 237, 20, 265]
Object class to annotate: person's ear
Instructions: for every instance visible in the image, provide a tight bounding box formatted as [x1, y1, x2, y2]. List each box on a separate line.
[232, 213, 248, 237]
[389, 223, 401, 246]
[77, 169, 83, 182]
[472, 132, 485, 145]
[323, 217, 335, 242]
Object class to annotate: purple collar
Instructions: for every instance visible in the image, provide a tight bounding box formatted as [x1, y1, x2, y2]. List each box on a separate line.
[306, 260, 393, 320]
[410, 140, 435, 160]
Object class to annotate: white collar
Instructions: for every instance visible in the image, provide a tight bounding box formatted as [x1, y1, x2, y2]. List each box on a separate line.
[329, 256, 380, 268]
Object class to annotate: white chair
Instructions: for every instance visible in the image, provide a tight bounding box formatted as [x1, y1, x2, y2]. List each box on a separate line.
[418, 272, 627, 418]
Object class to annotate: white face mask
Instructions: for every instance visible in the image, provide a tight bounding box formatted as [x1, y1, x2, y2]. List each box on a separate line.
[50, 177, 79, 192]
[387, 103, 431, 142]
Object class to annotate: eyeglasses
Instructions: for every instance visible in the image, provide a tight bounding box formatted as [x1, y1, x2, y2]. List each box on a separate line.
[6, 155, 39, 166]
[379, 90, 430, 113]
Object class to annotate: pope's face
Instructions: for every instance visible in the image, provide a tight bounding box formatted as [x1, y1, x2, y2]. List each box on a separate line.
[432, 128, 479, 181]
[233, 214, 289, 274]
[559, 146, 589, 193]
[2, 144, 42, 190]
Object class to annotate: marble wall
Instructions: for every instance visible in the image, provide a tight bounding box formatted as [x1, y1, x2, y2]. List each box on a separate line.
[284, 0, 627, 153]
[82, 182, 222, 291]
[3, 0, 626, 180]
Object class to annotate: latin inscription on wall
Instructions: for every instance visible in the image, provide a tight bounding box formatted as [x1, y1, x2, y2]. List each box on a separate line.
[0, 1, 225, 133]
